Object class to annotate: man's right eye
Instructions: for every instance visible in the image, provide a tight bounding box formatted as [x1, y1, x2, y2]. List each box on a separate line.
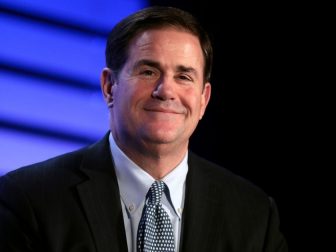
[138, 69, 160, 80]
[141, 70, 154, 76]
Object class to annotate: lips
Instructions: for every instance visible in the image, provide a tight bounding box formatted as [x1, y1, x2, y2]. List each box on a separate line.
[143, 101, 186, 114]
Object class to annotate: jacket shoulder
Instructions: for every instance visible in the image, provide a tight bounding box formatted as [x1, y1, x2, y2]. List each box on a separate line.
[188, 151, 270, 204]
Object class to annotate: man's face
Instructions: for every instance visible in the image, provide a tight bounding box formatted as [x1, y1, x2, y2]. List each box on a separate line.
[108, 27, 211, 152]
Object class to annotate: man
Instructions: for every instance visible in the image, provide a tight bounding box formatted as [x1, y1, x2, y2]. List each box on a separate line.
[0, 6, 288, 252]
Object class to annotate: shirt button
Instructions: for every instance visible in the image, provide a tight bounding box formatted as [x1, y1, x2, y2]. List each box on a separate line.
[128, 204, 135, 212]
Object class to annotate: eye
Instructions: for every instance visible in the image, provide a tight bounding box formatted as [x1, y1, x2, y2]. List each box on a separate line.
[177, 74, 193, 82]
[137, 67, 160, 80]
[141, 69, 155, 76]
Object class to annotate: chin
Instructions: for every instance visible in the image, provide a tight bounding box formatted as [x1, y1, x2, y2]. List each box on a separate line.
[143, 130, 180, 144]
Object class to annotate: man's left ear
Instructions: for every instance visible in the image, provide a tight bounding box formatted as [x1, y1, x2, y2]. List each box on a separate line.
[200, 82, 211, 120]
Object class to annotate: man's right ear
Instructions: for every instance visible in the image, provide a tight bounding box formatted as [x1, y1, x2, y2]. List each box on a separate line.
[100, 68, 115, 108]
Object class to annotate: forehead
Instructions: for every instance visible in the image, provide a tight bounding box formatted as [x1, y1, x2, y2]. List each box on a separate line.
[127, 27, 204, 71]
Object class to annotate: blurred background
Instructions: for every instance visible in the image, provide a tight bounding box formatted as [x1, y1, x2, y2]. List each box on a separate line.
[0, 0, 293, 247]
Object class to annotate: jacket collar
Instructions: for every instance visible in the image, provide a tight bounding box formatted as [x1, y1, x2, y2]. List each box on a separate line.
[180, 152, 223, 252]
[77, 132, 128, 252]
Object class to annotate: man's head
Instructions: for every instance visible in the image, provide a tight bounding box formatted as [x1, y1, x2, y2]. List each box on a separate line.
[101, 6, 212, 164]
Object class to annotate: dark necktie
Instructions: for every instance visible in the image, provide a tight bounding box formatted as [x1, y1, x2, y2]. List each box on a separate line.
[137, 180, 175, 252]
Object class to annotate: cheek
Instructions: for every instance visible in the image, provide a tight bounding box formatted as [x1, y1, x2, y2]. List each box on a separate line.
[111, 86, 130, 117]
[115, 84, 149, 114]
[183, 89, 203, 108]
[182, 91, 203, 114]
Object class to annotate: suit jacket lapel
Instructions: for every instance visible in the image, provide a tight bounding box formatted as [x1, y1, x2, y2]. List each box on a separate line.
[180, 152, 222, 252]
[77, 133, 128, 252]
[74, 136, 225, 252]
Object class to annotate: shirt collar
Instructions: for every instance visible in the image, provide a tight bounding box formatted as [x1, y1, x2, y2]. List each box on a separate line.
[109, 132, 188, 218]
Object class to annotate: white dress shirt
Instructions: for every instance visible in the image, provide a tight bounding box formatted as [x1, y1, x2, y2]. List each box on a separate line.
[109, 133, 188, 252]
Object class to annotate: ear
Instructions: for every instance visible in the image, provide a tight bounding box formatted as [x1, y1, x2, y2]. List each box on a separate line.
[199, 82, 211, 120]
[100, 67, 116, 108]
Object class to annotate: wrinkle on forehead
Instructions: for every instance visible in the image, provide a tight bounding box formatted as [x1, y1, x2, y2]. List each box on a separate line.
[128, 28, 204, 80]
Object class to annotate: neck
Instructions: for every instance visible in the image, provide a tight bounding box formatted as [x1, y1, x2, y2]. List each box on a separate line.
[119, 140, 188, 180]
[133, 150, 187, 180]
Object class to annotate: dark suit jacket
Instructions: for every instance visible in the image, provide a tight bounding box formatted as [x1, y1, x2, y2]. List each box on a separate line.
[0, 133, 288, 252]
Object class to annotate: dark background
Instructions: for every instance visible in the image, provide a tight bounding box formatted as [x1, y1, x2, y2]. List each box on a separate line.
[150, 0, 299, 247]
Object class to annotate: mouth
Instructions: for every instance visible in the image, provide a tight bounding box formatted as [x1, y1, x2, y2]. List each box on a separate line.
[143, 100, 187, 114]
[143, 101, 186, 115]
[144, 108, 180, 114]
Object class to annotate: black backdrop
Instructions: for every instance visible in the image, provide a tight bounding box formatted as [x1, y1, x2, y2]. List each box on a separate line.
[150, 0, 294, 247]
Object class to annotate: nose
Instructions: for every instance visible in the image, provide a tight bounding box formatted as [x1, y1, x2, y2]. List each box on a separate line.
[151, 76, 175, 100]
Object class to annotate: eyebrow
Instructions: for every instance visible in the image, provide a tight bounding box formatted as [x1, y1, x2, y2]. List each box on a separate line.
[176, 65, 197, 76]
[133, 59, 198, 76]
[133, 59, 160, 70]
